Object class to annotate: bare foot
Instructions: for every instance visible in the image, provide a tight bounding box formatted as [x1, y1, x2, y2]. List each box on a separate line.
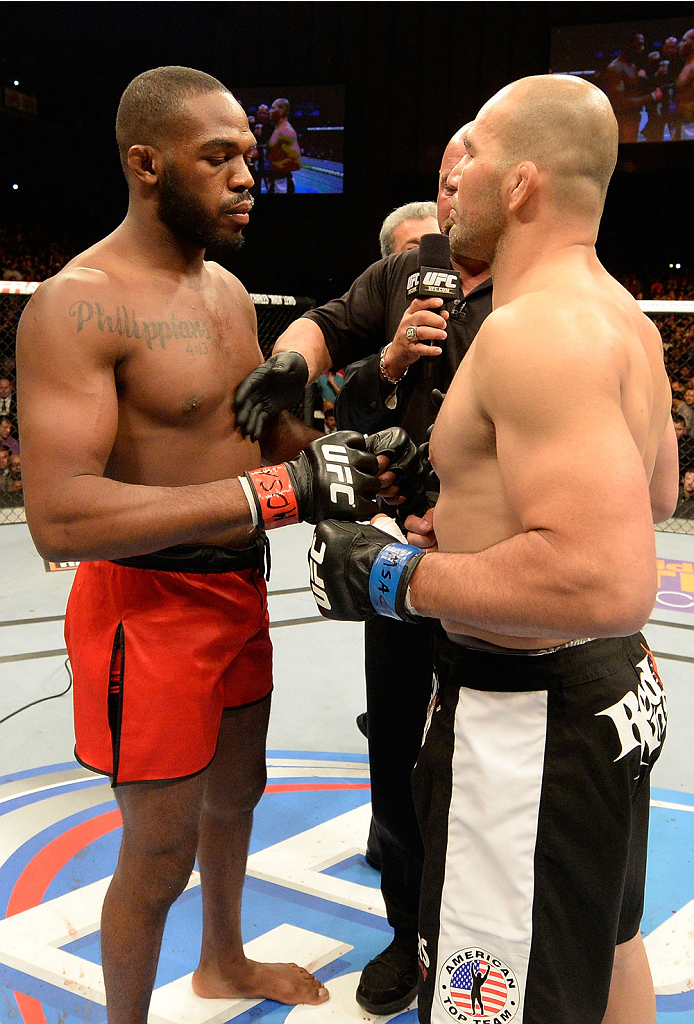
[191, 958, 329, 1005]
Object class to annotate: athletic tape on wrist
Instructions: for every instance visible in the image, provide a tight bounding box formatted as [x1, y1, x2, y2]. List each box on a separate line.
[239, 476, 260, 528]
[246, 465, 300, 528]
[368, 542, 421, 620]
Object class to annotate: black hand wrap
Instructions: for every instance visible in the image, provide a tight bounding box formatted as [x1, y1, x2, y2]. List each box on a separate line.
[365, 426, 430, 518]
[393, 389, 446, 524]
[234, 351, 309, 441]
[309, 520, 425, 622]
[430, 388, 446, 412]
[365, 427, 422, 484]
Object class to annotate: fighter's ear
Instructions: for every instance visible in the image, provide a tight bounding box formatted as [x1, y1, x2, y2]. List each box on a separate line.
[127, 145, 163, 185]
[508, 161, 539, 212]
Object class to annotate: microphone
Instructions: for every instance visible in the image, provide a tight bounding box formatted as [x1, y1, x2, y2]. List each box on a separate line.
[406, 234, 461, 302]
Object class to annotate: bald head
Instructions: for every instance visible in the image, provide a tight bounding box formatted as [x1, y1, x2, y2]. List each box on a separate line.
[441, 126, 468, 172]
[438, 125, 470, 232]
[476, 75, 618, 218]
[270, 97, 291, 122]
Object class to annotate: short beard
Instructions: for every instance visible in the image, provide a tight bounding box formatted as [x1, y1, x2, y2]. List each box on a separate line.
[442, 215, 470, 265]
[449, 185, 506, 265]
[157, 164, 246, 253]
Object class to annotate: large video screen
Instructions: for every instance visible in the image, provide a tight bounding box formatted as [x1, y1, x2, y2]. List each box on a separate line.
[234, 85, 345, 194]
[550, 17, 694, 143]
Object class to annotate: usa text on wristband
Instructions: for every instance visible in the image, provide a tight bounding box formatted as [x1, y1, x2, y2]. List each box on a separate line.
[368, 542, 423, 620]
[245, 465, 300, 528]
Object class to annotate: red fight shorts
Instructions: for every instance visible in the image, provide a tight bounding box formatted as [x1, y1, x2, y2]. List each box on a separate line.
[65, 546, 272, 785]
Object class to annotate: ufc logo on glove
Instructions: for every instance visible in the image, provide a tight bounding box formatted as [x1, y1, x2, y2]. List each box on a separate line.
[321, 444, 356, 507]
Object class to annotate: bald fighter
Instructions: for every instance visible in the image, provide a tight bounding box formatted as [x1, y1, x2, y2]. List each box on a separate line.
[267, 97, 302, 193]
[16, 65, 416, 1024]
[310, 74, 678, 1024]
[236, 127, 491, 1016]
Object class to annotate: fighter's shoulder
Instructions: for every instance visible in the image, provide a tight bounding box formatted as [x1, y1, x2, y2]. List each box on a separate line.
[205, 260, 254, 306]
[473, 291, 622, 393]
[17, 253, 121, 331]
[16, 264, 130, 370]
[475, 292, 579, 348]
[204, 260, 256, 329]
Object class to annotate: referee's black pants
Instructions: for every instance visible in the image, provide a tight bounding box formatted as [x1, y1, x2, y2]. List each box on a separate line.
[364, 614, 435, 950]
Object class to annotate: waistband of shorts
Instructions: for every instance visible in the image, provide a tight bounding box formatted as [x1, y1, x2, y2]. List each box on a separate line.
[111, 535, 267, 575]
[444, 630, 594, 656]
[435, 629, 646, 691]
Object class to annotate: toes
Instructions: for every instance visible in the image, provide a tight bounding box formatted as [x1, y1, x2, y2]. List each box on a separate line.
[308, 985, 329, 1004]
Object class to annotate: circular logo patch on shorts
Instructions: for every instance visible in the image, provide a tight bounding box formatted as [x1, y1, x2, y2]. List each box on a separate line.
[437, 947, 519, 1022]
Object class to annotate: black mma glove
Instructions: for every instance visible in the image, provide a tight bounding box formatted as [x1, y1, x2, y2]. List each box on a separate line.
[365, 426, 422, 486]
[309, 519, 425, 622]
[430, 388, 446, 411]
[392, 388, 446, 524]
[235, 351, 309, 441]
[243, 431, 381, 529]
[365, 426, 429, 517]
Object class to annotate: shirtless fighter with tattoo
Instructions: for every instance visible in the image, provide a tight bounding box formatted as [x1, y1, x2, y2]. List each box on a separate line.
[309, 75, 679, 1024]
[16, 66, 418, 1024]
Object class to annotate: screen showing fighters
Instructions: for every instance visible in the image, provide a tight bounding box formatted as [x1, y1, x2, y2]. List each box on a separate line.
[234, 85, 345, 194]
[550, 16, 694, 143]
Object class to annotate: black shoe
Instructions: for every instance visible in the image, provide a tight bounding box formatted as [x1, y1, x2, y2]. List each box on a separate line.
[356, 712, 368, 737]
[356, 941, 419, 1015]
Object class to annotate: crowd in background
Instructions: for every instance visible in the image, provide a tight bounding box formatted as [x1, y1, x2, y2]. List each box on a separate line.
[2, 225, 694, 297]
[621, 267, 694, 300]
[1, 226, 75, 284]
[0, 350, 21, 506]
[2, 227, 694, 516]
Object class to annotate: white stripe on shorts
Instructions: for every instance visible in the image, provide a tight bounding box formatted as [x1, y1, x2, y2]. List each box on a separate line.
[432, 687, 549, 1024]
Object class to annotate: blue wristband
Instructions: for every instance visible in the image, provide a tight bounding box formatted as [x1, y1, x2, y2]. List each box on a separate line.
[368, 542, 421, 620]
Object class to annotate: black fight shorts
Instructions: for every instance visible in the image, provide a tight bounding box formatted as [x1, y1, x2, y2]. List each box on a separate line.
[412, 631, 667, 1024]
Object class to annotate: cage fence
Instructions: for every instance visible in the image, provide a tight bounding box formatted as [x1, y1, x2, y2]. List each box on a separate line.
[1, 288, 693, 534]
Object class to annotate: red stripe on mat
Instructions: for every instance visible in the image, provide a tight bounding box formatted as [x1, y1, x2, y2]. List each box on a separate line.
[7, 809, 123, 918]
[8, 808, 122, 1024]
[7, 781, 369, 1023]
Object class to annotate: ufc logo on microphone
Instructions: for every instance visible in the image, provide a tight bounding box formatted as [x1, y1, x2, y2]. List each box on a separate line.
[422, 271, 458, 289]
[309, 538, 331, 610]
[321, 444, 355, 506]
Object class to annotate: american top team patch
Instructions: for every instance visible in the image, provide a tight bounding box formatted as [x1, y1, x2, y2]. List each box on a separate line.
[437, 947, 519, 1022]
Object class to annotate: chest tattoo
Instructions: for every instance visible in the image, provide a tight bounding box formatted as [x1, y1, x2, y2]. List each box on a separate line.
[69, 300, 212, 352]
